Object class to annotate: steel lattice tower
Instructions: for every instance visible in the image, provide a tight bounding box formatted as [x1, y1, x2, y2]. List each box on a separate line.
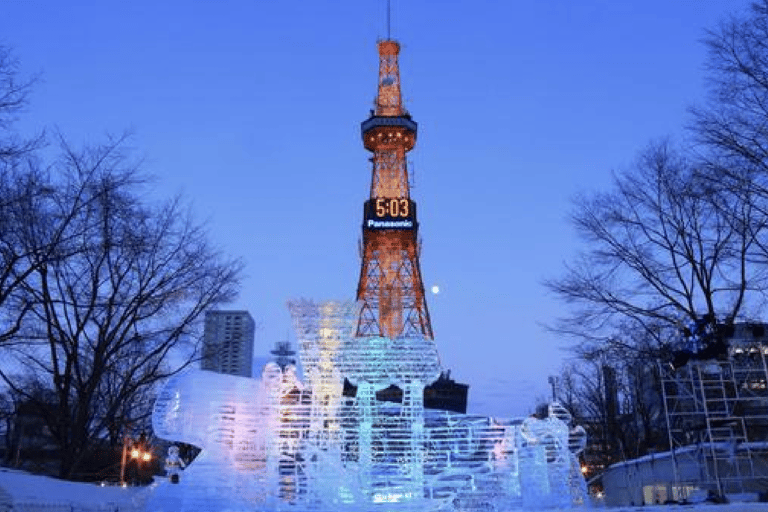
[356, 40, 433, 340]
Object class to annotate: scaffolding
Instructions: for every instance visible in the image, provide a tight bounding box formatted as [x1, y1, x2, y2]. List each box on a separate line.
[660, 326, 768, 496]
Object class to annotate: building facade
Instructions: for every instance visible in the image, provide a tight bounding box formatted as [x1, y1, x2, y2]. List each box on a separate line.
[201, 310, 255, 377]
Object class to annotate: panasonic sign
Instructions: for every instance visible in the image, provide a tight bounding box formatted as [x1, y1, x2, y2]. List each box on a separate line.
[366, 219, 414, 229]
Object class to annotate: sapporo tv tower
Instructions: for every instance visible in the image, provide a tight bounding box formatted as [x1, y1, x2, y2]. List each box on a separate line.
[352, 33, 469, 412]
[356, 39, 431, 340]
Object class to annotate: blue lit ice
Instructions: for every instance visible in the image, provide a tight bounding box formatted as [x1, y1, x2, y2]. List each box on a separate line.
[145, 301, 587, 511]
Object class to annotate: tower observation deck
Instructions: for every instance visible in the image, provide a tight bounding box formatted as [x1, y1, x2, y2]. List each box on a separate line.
[356, 39, 433, 340]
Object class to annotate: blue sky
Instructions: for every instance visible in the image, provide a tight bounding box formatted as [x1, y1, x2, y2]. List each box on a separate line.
[1, 1, 746, 417]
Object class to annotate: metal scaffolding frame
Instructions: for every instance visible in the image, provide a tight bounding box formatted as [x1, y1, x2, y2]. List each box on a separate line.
[660, 330, 768, 496]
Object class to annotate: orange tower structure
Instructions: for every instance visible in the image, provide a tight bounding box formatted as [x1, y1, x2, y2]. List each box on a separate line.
[356, 40, 433, 340]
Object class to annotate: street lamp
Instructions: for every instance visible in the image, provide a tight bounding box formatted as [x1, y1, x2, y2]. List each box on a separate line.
[120, 435, 152, 485]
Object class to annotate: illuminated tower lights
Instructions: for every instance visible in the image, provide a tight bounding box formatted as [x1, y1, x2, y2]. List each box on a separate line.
[356, 39, 433, 340]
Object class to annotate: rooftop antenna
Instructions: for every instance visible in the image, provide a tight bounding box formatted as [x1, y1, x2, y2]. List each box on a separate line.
[387, 0, 391, 40]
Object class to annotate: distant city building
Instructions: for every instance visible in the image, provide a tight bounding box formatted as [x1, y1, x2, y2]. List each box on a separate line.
[201, 310, 255, 377]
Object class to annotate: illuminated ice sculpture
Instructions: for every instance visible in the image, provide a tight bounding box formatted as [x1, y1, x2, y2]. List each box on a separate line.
[146, 301, 588, 511]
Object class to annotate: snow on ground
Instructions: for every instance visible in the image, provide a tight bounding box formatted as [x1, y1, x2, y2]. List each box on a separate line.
[0, 467, 147, 511]
[592, 504, 768, 512]
[0, 467, 766, 511]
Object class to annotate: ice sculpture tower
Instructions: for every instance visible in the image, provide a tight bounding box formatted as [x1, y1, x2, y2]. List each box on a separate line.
[356, 39, 432, 340]
[287, 299, 359, 448]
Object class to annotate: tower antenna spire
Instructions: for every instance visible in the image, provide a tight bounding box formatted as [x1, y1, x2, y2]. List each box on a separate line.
[387, 0, 391, 40]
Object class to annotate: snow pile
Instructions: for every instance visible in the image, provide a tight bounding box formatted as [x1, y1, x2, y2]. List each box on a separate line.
[0, 468, 146, 511]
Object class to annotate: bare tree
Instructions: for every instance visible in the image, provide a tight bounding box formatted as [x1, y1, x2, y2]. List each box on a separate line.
[551, 1, 768, 471]
[691, 0, 768, 296]
[0, 136, 243, 478]
[693, 1, 768, 177]
[546, 140, 765, 346]
[550, 3, 768, 348]
[0, 141, 131, 346]
[547, 140, 762, 465]
[0, 45, 42, 161]
[0, 46, 47, 343]
[559, 336, 667, 477]
[0, 390, 13, 463]
[0, 165, 48, 343]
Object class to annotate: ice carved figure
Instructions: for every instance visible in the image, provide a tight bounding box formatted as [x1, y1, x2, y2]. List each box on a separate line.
[164, 445, 185, 484]
[147, 365, 297, 511]
[146, 300, 588, 511]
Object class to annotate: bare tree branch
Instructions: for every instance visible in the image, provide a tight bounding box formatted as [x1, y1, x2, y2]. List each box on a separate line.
[546, 140, 765, 345]
[2, 136, 243, 477]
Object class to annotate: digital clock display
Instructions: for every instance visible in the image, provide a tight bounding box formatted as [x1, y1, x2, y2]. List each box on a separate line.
[363, 197, 417, 230]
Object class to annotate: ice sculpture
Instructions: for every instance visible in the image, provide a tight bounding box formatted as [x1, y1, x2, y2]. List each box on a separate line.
[146, 301, 588, 511]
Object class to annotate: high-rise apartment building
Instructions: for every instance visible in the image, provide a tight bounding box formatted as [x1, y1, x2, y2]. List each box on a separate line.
[201, 310, 255, 377]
